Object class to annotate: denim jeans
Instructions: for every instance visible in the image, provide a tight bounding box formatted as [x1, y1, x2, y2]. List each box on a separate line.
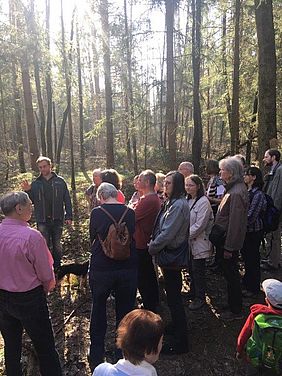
[89, 268, 137, 365]
[0, 286, 61, 376]
[37, 219, 63, 269]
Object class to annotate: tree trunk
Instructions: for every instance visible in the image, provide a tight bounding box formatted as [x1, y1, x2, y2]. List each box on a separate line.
[52, 101, 57, 157]
[191, 0, 203, 174]
[21, 59, 40, 172]
[124, 0, 137, 173]
[222, 11, 231, 144]
[28, 0, 47, 156]
[230, 0, 241, 154]
[77, 23, 85, 171]
[0, 74, 10, 180]
[9, 0, 26, 172]
[165, 0, 176, 170]
[45, 0, 53, 160]
[59, 1, 76, 189]
[255, 0, 277, 163]
[34, 60, 46, 156]
[92, 26, 102, 122]
[99, 0, 114, 168]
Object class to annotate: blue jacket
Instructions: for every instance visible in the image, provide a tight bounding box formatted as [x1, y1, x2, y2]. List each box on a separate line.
[27, 173, 72, 223]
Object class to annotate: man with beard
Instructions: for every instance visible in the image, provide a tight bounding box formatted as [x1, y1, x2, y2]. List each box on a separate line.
[261, 149, 282, 271]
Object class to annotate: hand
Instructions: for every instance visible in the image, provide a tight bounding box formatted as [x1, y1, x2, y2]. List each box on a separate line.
[65, 220, 72, 226]
[223, 250, 232, 259]
[21, 179, 31, 191]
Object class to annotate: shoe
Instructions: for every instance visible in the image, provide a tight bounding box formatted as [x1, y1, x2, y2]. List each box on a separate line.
[220, 311, 243, 321]
[161, 342, 189, 355]
[188, 298, 205, 311]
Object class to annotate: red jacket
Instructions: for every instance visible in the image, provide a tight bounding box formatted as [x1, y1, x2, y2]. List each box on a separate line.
[237, 303, 282, 354]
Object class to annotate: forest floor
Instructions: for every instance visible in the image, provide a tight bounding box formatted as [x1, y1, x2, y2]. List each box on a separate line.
[0, 173, 281, 376]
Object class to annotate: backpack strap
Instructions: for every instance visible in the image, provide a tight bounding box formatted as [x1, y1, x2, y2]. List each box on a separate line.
[99, 206, 130, 226]
[96, 206, 130, 247]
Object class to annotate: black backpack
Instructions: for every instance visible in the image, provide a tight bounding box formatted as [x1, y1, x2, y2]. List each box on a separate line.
[262, 194, 280, 233]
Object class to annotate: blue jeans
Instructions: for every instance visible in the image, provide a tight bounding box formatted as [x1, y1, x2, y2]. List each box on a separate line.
[0, 286, 61, 376]
[89, 269, 137, 365]
[37, 219, 63, 269]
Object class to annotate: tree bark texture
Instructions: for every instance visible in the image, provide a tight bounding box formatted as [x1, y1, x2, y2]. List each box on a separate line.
[191, 0, 203, 174]
[99, 0, 115, 168]
[230, 0, 240, 155]
[255, 0, 277, 163]
[21, 59, 40, 172]
[166, 0, 177, 170]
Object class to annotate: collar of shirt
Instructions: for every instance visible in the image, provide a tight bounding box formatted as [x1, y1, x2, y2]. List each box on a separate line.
[1, 218, 29, 227]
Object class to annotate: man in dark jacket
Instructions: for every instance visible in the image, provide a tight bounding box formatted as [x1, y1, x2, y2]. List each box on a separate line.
[261, 149, 282, 271]
[22, 156, 72, 269]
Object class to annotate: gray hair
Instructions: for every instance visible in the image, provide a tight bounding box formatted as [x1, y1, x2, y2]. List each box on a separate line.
[179, 161, 194, 174]
[219, 157, 244, 181]
[96, 182, 118, 201]
[0, 191, 30, 215]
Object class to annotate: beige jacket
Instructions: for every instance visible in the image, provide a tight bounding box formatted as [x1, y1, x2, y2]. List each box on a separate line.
[189, 196, 214, 259]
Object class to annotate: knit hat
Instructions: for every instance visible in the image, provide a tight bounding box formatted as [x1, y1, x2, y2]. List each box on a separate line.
[262, 279, 282, 309]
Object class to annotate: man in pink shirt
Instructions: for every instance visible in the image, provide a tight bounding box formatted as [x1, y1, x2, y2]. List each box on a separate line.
[0, 191, 61, 376]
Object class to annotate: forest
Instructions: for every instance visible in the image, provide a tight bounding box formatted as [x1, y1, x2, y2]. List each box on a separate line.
[0, 0, 281, 185]
[0, 1, 281, 374]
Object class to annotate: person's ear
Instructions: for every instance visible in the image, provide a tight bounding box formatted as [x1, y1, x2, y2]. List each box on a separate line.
[15, 204, 22, 214]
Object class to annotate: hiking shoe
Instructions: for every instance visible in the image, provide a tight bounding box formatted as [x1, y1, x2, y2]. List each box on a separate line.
[188, 298, 205, 311]
[220, 311, 243, 321]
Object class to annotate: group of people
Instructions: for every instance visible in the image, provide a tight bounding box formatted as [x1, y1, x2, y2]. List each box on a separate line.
[0, 148, 281, 376]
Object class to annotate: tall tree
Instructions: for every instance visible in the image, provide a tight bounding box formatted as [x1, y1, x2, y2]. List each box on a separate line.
[191, 0, 203, 173]
[29, 0, 47, 155]
[124, 0, 137, 173]
[9, 0, 26, 172]
[230, 0, 241, 154]
[76, 23, 85, 171]
[99, 0, 114, 168]
[21, 57, 40, 171]
[45, 0, 53, 160]
[166, 0, 176, 170]
[255, 0, 277, 162]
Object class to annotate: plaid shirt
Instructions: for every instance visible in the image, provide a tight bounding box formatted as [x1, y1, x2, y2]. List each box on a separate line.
[247, 187, 267, 233]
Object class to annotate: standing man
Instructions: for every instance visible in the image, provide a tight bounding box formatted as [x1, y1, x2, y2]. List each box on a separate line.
[85, 168, 102, 211]
[178, 161, 194, 178]
[21, 156, 72, 270]
[134, 170, 161, 313]
[261, 149, 282, 271]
